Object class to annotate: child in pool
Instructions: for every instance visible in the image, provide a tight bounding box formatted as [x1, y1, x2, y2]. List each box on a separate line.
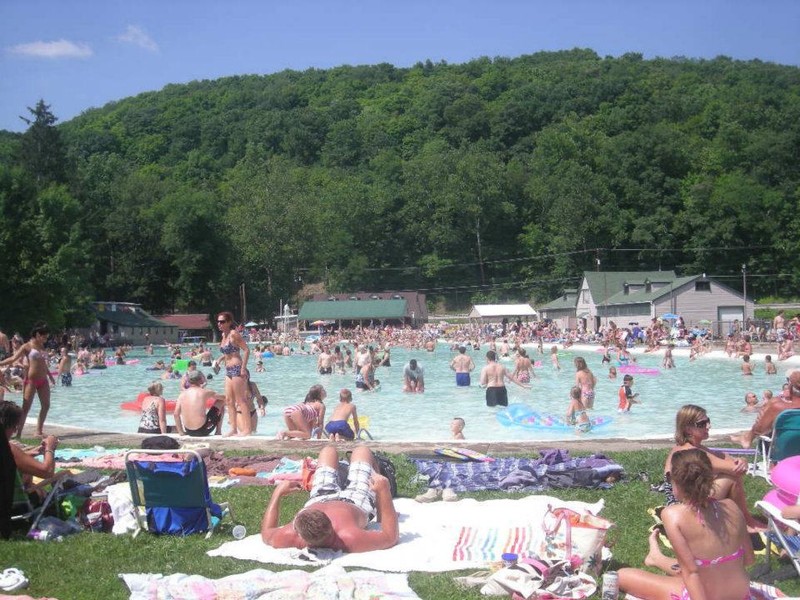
[662, 344, 675, 369]
[764, 354, 777, 375]
[741, 392, 760, 413]
[618, 374, 641, 413]
[550, 346, 561, 370]
[451, 417, 465, 440]
[324, 388, 359, 441]
[608, 366, 617, 379]
[566, 385, 592, 433]
[741, 354, 754, 376]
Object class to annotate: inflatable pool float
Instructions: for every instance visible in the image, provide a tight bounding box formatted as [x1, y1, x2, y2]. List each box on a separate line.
[120, 392, 214, 413]
[496, 404, 612, 430]
[618, 365, 661, 376]
[104, 358, 141, 366]
[262, 351, 274, 358]
[172, 359, 190, 371]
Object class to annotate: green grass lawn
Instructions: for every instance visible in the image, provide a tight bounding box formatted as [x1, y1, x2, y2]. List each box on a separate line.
[3, 446, 798, 599]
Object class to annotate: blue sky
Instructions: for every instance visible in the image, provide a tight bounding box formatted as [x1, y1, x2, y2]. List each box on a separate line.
[1, 0, 798, 132]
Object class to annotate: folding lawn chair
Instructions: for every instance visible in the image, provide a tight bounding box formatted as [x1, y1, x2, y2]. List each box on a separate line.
[751, 409, 800, 483]
[124, 449, 232, 539]
[755, 474, 800, 582]
[9, 470, 67, 536]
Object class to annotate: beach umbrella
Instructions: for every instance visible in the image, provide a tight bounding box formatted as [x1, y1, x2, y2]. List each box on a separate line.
[661, 313, 680, 320]
[698, 319, 712, 325]
[244, 321, 258, 327]
[310, 320, 326, 327]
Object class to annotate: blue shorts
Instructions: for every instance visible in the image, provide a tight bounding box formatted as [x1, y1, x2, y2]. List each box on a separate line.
[325, 420, 355, 440]
[455, 372, 470, 386]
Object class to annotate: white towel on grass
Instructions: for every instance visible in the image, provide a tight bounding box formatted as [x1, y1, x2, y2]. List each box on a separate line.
[208, 495, 604, 573]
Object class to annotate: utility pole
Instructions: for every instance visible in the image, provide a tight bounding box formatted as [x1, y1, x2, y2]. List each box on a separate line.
[741, 264, 747, 323]
[239, 283, 247, 324]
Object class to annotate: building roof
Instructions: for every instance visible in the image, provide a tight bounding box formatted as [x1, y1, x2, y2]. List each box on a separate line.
[154, 314, 211, 330]
[604, 275, 699, 306]
[299, 299, 408, 321]
[539, 292, 578, 311]
[92, 302, 173, 328]
[583, 271, 677, 304]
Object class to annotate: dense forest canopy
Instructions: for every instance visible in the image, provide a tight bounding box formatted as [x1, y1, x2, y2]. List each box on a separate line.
[0, 49, 798, 332]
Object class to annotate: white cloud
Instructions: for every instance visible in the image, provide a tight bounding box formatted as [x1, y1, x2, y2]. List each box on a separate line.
[116, 25, 159, 52]
[9, 39, 92, 59]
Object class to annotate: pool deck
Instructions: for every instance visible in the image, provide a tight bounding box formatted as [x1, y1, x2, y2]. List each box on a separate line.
[29, 421, 741, 456]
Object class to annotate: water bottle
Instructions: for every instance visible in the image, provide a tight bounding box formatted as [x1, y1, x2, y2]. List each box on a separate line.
[232, 525, 247, 540]
[27, 529, 62, 542]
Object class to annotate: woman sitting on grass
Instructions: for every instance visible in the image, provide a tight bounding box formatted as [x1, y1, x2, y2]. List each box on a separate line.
[664, 404, 764, 531]
[620, 448, 754, 600]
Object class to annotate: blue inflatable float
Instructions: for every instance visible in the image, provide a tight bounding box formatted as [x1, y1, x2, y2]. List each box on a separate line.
[496, 404, 612, 430]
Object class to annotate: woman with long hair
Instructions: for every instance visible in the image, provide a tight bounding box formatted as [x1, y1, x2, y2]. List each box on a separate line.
[665, 404, 764, 530]
[573, 356, 596, 409]
[0, 323, 55, 438]
[620, 448, 753, 600]
[216, 312, 250, 436]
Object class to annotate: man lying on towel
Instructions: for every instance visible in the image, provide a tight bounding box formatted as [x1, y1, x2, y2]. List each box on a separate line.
[261, 445, 399, 552]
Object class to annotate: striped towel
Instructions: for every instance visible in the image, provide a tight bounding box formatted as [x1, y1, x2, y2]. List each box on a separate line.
[452, 526, 537, 561]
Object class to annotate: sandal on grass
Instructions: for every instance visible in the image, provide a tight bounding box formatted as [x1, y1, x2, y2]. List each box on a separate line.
[0, 568, 29, 592]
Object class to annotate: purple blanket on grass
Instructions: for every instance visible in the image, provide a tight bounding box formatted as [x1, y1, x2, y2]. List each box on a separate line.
[412, 449, 624, 493]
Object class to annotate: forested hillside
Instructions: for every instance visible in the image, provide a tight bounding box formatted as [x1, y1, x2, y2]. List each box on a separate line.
[1, 49, 798, 331]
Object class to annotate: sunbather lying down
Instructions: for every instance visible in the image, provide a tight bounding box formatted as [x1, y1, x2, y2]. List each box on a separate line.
[260, 444, 399, 553]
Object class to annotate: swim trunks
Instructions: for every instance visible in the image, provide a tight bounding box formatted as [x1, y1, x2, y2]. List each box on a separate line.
[455, 372, 471, 387]
[485, 386, 508, 407]
[60, 373, 72, 387]
[324, 420, 355, 440]
[304, 461, 376, 521]
[319, 367, 332, 375]
[184, 406, 221, 437]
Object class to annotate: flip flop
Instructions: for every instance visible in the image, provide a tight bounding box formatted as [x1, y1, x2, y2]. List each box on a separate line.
[0, 568, 29, 592]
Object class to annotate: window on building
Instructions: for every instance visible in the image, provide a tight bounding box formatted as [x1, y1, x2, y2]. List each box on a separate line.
[695, 281, 711, 292]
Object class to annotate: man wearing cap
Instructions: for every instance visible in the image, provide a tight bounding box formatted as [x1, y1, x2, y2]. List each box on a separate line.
[174, 370, 226, 436]
[732, 369, 800, 448]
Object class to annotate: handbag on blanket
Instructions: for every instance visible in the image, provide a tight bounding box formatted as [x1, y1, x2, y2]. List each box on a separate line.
[473, 558, 597, 599]
[535, 506, 612, 576]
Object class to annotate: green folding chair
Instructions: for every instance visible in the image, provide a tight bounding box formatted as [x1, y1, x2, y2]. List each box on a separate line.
[125, 449, 232, 538]
[752, 409, 800, 484]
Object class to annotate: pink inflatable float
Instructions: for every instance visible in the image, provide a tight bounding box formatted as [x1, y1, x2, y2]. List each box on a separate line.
[618, 364, 661, 376]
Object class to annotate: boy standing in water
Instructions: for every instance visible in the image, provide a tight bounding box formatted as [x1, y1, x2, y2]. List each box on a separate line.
[618, 375, 641, 413]
[451, 417, 466, 440]
[325, 388, 360, 441]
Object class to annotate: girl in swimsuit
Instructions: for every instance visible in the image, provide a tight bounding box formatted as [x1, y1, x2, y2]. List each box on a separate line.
[0, 323, 55, 438]
[279, 384, 326, 440]
[216, 311, 250, 436]
[512, 348, 535, 384]
[573, 356, 597, 409]
[619, 448, 755, 600]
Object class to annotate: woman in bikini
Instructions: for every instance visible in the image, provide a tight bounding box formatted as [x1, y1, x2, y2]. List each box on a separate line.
[280, 384, 326, 440]
[619, 448, 754, 600]
[0, 323, 55, 438]
[573, 356, 596, 409]
[512, 348, 535, 383]
[665, 405, 764, 531]
[216, 312, 249, 436]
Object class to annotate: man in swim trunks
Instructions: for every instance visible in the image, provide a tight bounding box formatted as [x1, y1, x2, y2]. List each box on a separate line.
[732, 369, 800, 448]
[317, 345, 333, 375]
[261, 445, 399, 553]
[174, 370, 226, 436]
[450, 346, 475, 387]
[479, 350, 530, 407]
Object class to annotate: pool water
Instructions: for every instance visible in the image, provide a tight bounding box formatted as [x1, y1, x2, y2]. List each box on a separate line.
[33, 344, 796, 442]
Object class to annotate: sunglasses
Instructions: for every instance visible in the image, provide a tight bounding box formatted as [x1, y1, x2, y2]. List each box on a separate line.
[217, 320, 228, 324]
[694, 418, 711, 428]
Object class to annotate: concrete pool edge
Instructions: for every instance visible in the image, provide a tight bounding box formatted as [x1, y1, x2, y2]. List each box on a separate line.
[28, 421, 748, 456]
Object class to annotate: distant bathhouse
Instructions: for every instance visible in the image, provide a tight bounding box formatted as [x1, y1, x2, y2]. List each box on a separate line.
[539, 271, 753, 335]
[299, 292, 427, 327]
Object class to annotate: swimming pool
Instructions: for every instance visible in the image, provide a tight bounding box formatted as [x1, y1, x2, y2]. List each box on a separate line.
[32, 344, 799, 442]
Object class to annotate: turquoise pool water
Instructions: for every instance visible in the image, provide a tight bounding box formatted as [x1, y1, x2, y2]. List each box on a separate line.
[32, 344, 797, 442]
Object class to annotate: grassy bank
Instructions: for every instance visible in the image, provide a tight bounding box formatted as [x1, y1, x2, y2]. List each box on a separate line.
[2, 447, 797, 599]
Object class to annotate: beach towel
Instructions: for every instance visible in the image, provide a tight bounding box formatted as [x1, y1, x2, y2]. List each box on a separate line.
[121, 565, 420, 600]
[412, 451, 623, 493]
[208, 495, 605, 573]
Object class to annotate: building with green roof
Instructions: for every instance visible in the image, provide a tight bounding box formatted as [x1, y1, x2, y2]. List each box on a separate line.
[540, 272, 753, 334]
[88, 302, 178, 345]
